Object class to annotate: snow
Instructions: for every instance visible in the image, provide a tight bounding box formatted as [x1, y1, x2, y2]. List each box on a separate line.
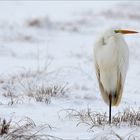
[0, 1, 140, 139]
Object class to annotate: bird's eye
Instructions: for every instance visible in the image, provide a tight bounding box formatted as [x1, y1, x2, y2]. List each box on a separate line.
[114, 30, 119, 33]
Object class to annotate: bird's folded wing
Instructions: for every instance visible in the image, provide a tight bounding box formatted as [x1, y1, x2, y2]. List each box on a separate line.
[95, 62, 123, 106]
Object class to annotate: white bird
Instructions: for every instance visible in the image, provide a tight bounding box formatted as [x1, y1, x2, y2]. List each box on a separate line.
[94, 28, 138, 124]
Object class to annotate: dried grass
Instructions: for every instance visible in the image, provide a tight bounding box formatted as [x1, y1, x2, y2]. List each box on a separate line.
[2, 85, 23, 106]
[0, 117, 62, 140]
[0, 119, 11, 136]
[27, 16, 80, 32]
[27, 83, 68, 104]
[27, 17, 53, 29]
[58, 108, 140, 139]
[1, 68, 69, 105]
[101, 9, 140, 21]
[59, 107, 140, 128]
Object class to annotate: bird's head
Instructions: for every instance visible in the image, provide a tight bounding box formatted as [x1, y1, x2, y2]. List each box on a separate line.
[100, 27, 138, 45]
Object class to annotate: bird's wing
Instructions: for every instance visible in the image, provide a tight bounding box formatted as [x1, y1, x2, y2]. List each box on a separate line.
[115, 45, 129, 106]
[95, 61, 123, 106]
[94, 61, 110, 105]
[114, 67, 123, 106]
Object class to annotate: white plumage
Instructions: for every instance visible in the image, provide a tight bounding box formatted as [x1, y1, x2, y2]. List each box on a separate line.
[93, 28, 138, 123]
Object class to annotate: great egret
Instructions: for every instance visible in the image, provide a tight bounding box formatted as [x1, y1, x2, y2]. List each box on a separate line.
[94, 28, 138, 124]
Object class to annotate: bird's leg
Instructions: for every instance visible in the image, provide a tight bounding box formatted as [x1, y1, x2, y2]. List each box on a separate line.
[109, 94, 112, 124]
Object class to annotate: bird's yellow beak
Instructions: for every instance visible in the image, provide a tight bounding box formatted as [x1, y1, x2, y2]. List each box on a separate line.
[115, 29, 139, 34]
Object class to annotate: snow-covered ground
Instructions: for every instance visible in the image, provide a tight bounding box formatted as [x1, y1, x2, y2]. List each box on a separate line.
[0, 1, 140, 139]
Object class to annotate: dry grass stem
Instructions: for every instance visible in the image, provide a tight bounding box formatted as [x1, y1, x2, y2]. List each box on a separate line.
[0, 117, 62, 140]
[59, 108, 140, 128]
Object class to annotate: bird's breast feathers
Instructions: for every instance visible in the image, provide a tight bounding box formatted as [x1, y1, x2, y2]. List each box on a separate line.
[94, 36, 129, 72]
